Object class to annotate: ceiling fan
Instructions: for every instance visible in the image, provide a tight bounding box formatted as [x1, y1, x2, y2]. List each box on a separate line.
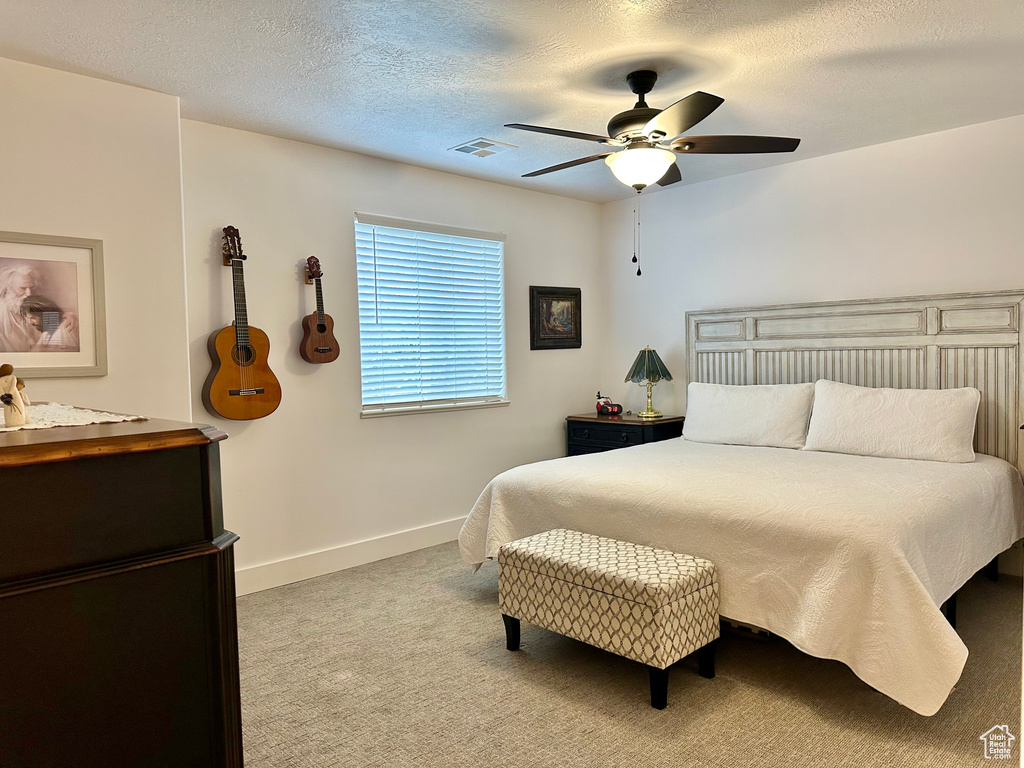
[507, 70, 800, 192]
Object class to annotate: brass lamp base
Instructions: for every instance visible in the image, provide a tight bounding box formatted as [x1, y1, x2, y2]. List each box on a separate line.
[637, 380, 663, 419]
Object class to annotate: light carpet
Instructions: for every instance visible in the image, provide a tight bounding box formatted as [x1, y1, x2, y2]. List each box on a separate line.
[237, 542, 1021, 767]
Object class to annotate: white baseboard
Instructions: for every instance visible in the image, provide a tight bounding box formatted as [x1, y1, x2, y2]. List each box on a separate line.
[234, 516, 467, 596]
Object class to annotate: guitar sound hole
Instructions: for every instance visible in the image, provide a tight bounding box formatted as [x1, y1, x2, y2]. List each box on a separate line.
[232, 344, 255, 366]
[317, 323, 327, 333]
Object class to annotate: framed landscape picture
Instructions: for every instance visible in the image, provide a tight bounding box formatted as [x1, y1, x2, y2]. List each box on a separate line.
[0, 231, 107, 377]
[530, 285, 581, 350]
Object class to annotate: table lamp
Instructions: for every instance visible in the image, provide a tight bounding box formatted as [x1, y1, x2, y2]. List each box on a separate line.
[625, 346, 673, 419]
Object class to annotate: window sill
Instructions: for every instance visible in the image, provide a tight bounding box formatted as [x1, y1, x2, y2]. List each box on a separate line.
[360, 399, 511, 419]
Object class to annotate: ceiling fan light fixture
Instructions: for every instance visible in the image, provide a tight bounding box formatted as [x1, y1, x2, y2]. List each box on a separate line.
[604, 146, 676, 191]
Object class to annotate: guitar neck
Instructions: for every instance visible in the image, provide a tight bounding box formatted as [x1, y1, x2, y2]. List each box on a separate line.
[314, 278, 326, 324]
[231, 259, 250, 345]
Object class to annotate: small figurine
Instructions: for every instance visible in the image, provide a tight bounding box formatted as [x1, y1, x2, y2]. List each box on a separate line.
[16, 378, 29, 406]
[0, 364, 28, 427]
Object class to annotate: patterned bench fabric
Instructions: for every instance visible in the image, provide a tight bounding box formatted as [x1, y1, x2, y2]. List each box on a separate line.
[498, 529, 720, 669]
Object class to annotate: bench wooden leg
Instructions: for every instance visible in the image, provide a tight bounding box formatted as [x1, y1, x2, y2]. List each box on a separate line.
[941, 593, 957, 629]
[697, 640, 717, 679]
[502, 614, 520, 651]
[649, 666, 669, 710]
[986, 557, 999, 582]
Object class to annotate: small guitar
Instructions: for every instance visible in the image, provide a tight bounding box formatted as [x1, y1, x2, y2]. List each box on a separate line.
[299, 256, 340, 364]
[202, 226, 282, 420]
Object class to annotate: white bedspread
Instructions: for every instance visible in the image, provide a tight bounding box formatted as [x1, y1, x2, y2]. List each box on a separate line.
[459, 439, 1024, 716]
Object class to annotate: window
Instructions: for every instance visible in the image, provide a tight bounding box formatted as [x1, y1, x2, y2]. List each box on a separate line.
[354, 213, 507, 416]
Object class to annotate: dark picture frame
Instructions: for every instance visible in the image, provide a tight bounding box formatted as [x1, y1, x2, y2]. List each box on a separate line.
[529, 286, 581, 350]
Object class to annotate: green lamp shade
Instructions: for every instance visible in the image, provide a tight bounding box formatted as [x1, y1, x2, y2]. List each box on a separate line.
[624, 346, 673, 384]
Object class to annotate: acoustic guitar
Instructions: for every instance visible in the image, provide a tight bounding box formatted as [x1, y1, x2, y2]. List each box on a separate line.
[202, 226, 282, 420]
[299, 256, 340, 364]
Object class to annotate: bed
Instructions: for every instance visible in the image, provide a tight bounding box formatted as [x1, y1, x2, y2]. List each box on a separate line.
[459, 290, 1024, 716]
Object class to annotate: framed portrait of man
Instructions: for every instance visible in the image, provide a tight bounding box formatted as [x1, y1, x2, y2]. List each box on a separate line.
[0, 232, 106, 377]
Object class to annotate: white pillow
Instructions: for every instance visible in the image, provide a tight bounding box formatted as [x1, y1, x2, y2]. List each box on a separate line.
[803, 379, 980, 463]
[683, 382, 815, 449]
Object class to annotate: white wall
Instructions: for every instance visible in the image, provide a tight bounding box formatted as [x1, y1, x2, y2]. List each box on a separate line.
[599, 115, 1024, 416]
[180, 120, 604, 591]
[0, 57, 191, 419]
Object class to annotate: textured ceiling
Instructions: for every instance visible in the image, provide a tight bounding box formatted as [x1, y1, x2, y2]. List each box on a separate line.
[3, 0, 1023, 202]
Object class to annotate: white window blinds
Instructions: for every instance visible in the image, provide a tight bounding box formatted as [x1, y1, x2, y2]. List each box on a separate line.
[355, 215, 506, 414]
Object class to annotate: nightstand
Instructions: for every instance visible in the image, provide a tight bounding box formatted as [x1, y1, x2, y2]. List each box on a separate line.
[565, 413, 685, 456]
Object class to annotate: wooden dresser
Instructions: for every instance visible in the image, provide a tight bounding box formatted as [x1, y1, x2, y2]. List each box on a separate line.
[0, 418, 243, 768]
[565, 413, 685, 455]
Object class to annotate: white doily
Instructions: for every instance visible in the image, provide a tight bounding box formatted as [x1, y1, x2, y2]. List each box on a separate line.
[0, 402, 147, 431]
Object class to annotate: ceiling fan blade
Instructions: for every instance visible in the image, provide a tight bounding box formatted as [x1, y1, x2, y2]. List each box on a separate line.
[642, 92, 724, 141]
[522, 153, 614, 178]
[656, 163, 682, 187]
[670, 135, 801, 154]
[505, 123, 611, 144]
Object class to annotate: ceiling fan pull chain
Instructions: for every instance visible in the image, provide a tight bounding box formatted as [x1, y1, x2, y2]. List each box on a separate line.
[632, 200, 638, 266]
[630, 195, 638, 276]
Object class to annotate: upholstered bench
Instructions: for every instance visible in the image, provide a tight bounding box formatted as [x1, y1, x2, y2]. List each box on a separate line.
[498, 528, 720, 709]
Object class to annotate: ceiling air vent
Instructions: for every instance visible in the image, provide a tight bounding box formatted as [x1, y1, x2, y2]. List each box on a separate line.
[449, 138, 516, 158]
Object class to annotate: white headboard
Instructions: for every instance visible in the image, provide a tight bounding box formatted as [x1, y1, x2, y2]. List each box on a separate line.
[686, 290, 1024, 473]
